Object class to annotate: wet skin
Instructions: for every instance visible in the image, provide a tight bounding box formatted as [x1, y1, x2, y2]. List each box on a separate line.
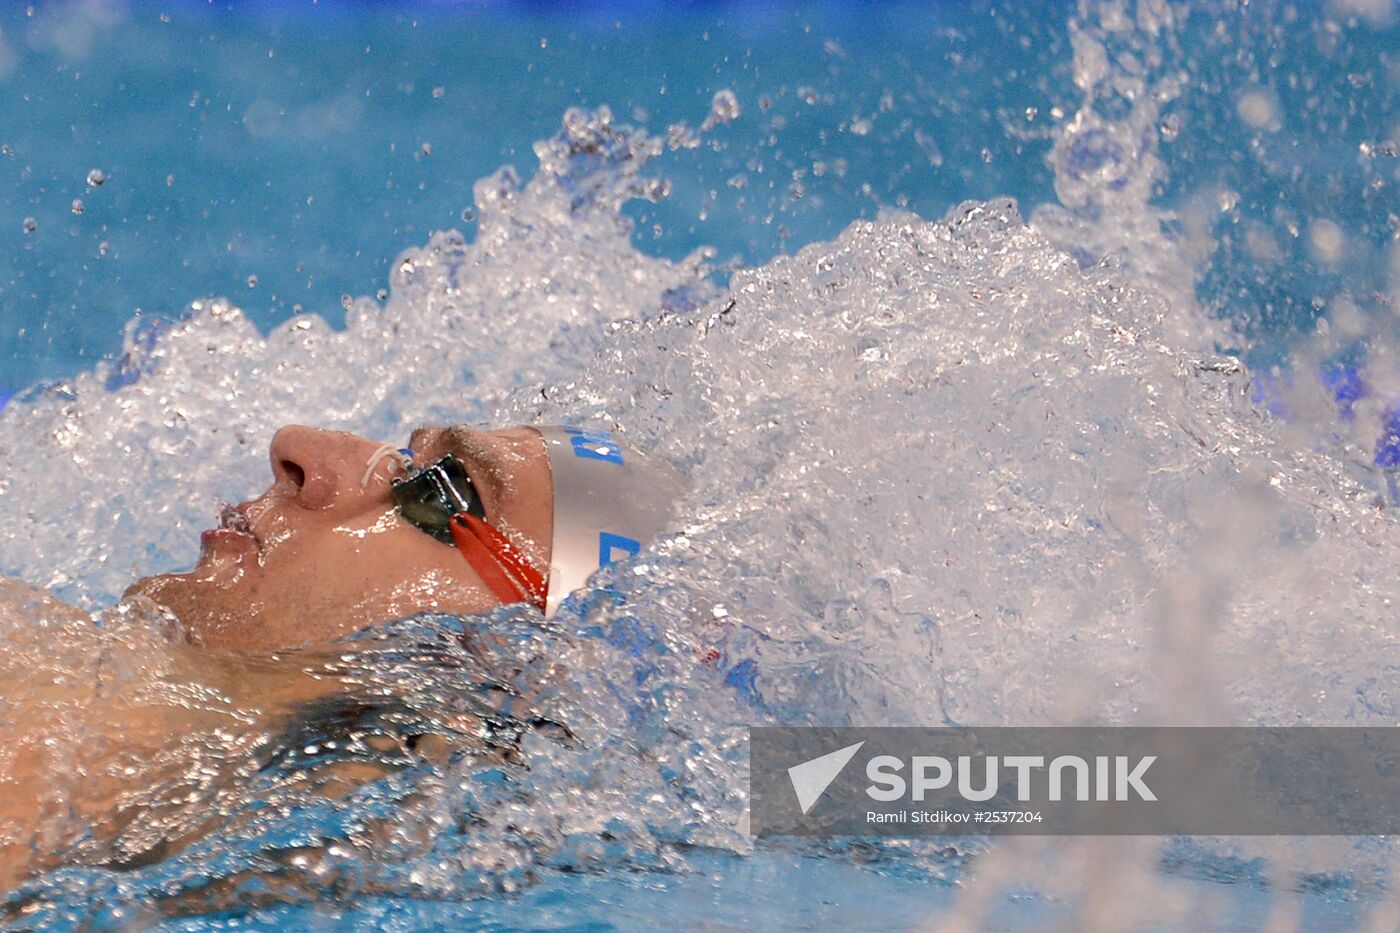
[125, 424, 554, 651]
[0, 424, 554, 890]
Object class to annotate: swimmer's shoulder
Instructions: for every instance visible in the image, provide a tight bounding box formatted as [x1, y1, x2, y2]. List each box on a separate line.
[0, 576, 89, 630]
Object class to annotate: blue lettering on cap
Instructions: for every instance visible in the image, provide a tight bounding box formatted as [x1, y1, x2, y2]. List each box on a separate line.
[599, 531, 641, 567]
[564, 427, 624, 464]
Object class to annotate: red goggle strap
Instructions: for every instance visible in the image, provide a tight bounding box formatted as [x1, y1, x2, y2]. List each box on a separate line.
[449, 513, 547, 612]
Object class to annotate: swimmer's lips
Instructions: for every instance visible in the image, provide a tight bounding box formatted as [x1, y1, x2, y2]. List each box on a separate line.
[201, 503, 261, 557]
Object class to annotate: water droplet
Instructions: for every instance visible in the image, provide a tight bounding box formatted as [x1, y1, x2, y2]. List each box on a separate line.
[246, 275, 258, 288]
[431, 86, 445, 99]
[98, 240, 109, 255]
[70, 199, 83, 215]
[419, 142, 432, 156]
[1309, 219, 1344, 265]
[341, 294, 353, 310]
[459, 208, 475, 222]
[1159, 112, 1182, 142]
[666, 122, 700, 150]
[85, 168, 106, 188]
[1236, 90, 1278, 131]
[707, 89, 741, 126]
[376, 288, 388, 301]
[21, 216, 35, 233]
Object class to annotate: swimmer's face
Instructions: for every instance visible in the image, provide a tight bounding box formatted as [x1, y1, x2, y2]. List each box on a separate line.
[124, 425, 553, 651]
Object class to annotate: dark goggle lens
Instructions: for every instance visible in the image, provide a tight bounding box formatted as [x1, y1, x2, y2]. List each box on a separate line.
[391, 454, 486, 542]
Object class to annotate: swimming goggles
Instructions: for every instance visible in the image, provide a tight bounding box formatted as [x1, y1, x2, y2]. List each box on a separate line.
[391, 453, 547, 611]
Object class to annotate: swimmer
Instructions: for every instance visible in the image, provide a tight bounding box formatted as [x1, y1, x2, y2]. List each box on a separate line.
[0, 422, 684, 890]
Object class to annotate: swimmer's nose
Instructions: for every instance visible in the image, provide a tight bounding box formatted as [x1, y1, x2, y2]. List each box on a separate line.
[269, 425, 378, 510]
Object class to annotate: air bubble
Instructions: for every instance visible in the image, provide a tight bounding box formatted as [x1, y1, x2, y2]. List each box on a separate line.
[247, 275, 258, 288]
[70, 199, 84, 215]
[22, 216, 35, 233]
[85, 168, 106, 188]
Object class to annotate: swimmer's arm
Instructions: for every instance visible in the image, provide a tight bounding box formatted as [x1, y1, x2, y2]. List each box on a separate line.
[0, 588, 340, 891]
[0, 580, 104, 889]
[0, 576, 90, 627]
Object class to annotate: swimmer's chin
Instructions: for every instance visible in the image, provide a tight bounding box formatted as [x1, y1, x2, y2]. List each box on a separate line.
[120, 574, 206, 643]
[122, 571, 181, 606]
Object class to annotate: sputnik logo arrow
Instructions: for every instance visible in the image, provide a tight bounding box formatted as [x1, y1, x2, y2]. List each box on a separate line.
[788, 741, 865, 815]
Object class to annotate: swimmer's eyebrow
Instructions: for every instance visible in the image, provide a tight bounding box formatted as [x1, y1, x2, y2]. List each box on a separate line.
[406, 425, 510, 488]
[407, 425, 444, 455]
[424, 426, 513, 524]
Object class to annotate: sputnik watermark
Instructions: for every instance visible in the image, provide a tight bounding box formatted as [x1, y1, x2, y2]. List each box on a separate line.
[788, 741, 864, 815]
[752, 727, 1400, 836]
[866, 753, 1156, 802]
[789, 746, 1156, 816]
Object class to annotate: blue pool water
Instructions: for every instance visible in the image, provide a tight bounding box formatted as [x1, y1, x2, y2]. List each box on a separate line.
[2, 1, 1400, 930]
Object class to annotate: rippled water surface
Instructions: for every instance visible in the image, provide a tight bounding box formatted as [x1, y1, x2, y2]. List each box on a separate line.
[2, 0, 1400, 929]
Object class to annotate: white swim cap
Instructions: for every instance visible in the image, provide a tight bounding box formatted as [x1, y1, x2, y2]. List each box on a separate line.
[534, 426, 688, 617]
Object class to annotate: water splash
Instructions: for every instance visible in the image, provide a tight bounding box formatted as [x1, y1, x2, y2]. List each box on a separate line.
[0, 107, 715, 610]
